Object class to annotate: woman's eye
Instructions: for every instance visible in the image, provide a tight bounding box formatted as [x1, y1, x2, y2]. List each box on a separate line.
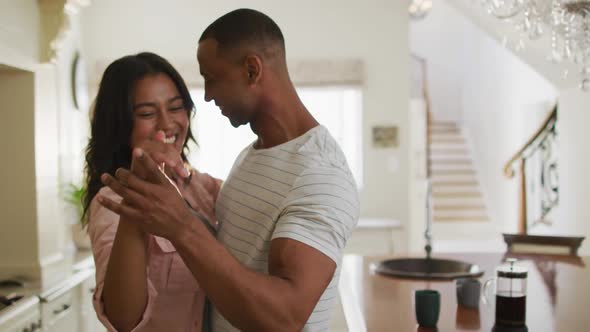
[137, 112, 155, 118]
[170, 106, 184, 112]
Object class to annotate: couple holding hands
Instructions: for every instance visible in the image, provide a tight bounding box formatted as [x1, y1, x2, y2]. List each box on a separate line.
[85, 8, 359, 332]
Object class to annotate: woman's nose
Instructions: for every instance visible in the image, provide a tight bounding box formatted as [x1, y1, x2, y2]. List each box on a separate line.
[157, 112, 173, 130]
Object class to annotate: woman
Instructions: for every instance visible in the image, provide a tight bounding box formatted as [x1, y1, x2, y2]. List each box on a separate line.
[83, 52, 212, 331]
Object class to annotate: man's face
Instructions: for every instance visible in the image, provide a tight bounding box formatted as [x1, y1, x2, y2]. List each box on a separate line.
[197, 39, 254, 128]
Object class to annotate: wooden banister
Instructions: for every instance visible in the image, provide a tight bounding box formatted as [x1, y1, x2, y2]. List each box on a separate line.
[503, 104, 558, 178]
[503, 103, 558, 234]
[411, 54, 432, 177]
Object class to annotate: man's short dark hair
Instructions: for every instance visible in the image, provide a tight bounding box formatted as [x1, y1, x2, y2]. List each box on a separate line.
[199, 8, 285, 56]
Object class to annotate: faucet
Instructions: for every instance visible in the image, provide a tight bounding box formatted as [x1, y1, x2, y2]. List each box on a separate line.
[425, 178, 433, 259]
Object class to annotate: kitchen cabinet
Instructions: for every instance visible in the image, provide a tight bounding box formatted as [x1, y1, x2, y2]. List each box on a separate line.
[78, 271, 103, 332]
[0, 296, 41, 332]
[40, 269, 93, 332]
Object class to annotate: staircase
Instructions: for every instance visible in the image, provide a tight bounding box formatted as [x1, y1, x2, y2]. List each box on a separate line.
[429, 121, 489, 223]
[428, 121, 505, 250]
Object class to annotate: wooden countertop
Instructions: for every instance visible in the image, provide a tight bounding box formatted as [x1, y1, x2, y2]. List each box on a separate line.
[338, 252, 589, 332]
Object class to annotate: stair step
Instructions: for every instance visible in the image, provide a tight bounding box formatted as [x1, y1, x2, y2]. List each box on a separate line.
[431, 164, 474, 172]
[430, 157, 473, 164]
[431, 121, 458, 128]
[430, 143, 467, 150]
[430, 138, 465, 145]
[431, 169, 476, 175]
[434, 215, 489, 222]
[433, 191, 482, 198]
[432, 180, 479, 186]
[429, 127, 460, 134]
[429, 148, 469, 155]
[434, 209, 487, 217]
[433, 197, 486, 206]
[434, 204, 486, 210]
[431, 174, 478, 183]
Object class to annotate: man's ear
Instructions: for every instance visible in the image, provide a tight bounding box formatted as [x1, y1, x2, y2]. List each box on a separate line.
[244, 55, 262, 84]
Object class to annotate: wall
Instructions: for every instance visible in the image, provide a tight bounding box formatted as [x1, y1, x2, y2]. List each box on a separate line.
[556, 88, 590, 255]
[0, 0, 39, 64]
[0, 67, 39, 275]
[410, 2, 468, 123]
[81, 0, 410, 225]
[0, 0, 87, 284]
[461, 28, 557, 235]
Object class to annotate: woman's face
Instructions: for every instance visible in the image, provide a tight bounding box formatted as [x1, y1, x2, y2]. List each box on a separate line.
[130, 73, 189, 154]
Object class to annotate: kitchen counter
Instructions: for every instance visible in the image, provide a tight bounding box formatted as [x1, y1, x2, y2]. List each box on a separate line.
[338, 252, 590, 331]
[0, 248, 94, 299]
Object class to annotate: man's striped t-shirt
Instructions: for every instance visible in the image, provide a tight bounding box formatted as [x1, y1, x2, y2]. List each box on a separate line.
[211, 125, 360, 332]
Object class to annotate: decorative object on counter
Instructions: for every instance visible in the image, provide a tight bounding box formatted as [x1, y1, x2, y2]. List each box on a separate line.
[64, 183, 90, 249]
[456, 278, 482, 309]
[502, 233, 585, 256]
[483, 258, 528, 331]
[414, 289, 440, 328]
[373, 178, 484, 281]
[374, 257, 484, 280]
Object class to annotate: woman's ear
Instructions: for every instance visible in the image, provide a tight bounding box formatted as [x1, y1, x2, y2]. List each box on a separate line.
[244, 55, 262, 84]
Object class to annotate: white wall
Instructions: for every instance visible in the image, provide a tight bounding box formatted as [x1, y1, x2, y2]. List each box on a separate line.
[411, 0, 559, 237]
[0, 0, 87, 284]
[556, 88, 590, 255]
[461, 27, 557, 235]
[410, 2, 468, 122]
[81, 0, 410, 225]
[0, 0, 39, 63]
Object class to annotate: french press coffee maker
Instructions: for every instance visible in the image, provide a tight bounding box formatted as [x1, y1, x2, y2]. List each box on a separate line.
[483, 258, 528, 332]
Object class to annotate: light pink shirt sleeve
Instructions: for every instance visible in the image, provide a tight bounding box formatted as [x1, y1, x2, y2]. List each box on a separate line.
[87, 187, 157, 332]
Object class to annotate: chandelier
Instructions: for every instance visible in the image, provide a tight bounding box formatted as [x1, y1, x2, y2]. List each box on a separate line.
[482, 0, 590, 90]
[409, 0, 433, 20]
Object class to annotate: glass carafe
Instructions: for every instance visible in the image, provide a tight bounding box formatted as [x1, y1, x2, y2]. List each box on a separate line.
[483, 258, 528, 329]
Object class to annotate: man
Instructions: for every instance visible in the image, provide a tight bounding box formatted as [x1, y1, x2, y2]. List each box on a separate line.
[99, 8, 359, 331]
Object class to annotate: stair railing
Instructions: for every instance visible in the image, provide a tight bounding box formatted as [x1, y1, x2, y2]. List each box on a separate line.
[411, 54, 432, 178]
[412, 54, 433, 256]
[503, 104, 558, 234]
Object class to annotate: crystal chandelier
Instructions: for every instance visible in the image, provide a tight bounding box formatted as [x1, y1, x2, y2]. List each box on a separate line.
[409, 0, 433, 20]
[482, 0, 590, 90]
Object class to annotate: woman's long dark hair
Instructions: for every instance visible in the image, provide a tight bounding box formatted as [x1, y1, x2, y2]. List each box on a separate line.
[82, 52, 196, 224]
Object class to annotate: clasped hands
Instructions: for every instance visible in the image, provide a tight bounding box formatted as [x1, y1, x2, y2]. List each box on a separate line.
[98, 132, 219, 240]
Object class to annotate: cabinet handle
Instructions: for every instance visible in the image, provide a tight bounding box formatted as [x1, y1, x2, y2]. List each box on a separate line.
[30, 319, 42, 331]
[53, 303, 71, 315]
[90, 287, 95, 293]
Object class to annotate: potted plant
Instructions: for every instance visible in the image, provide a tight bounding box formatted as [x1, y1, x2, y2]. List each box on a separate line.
[64, 183, 91, 249]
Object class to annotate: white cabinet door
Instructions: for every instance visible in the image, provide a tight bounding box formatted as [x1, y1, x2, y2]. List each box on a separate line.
[78, 272, 104, 332]
[41, 287, 79, 332]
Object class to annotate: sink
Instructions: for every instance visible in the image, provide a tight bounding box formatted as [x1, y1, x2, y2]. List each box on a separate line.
[373, 257, 484, 280]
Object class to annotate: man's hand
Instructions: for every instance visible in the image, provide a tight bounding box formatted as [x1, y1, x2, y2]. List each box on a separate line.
[98, 148, 194, 240]
[174, 168, 221, 226]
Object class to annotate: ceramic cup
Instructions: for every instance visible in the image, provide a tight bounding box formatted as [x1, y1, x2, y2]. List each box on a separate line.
[415, 289, 440, 328]
[456, 278, 482, 309]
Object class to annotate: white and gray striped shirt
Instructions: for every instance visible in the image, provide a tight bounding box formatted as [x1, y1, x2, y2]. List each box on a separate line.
[211, 125, 359, 332]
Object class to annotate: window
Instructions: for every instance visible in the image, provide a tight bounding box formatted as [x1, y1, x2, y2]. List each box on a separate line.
[188, 86, 363, 187]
